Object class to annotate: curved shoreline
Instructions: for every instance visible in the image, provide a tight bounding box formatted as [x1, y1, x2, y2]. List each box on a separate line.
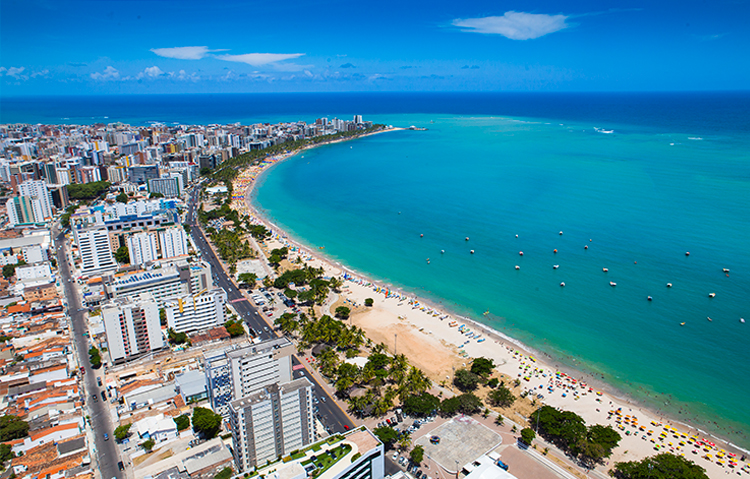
[227, 128, 749, 472]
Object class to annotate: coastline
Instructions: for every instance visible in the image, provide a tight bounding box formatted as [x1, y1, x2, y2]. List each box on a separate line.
[224, 129, 748, 478]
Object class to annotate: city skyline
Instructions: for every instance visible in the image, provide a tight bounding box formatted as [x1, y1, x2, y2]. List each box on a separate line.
[1, 0, 748, 96]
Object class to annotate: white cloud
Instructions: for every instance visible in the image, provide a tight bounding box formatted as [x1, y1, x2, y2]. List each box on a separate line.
[90, 66, 120, 81]
[216, 53, 304, 66]
[150, 46, 224, 60]
[0, 67, 6, 74]
[31, 69, 50, 78]
[453, 11, 569, 40]
[136, 66, 165, 79]
[5, 67, 28, 80]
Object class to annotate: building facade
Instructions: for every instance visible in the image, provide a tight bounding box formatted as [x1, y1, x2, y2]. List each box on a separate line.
[159, 227, 188, 259]
[127, 232, 159, 265]
[101, 294, 165, 363]
[165, 288, 227, 333]
[75, 225, 117, 272]
[229, 378, 315, 471]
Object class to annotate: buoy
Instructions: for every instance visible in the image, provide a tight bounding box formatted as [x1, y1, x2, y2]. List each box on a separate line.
[685, 252, 690, 256]
[470, 250, 474, 254]
[708, 293, 715, 298]
[647, 296, 652, 301]
[553, 249, 557, 254]
[441, 250, 445, 254]
[559, 231, 563, 235]
[741, 318, 745, 324]
[465, 237, 469, 241]
[420, 234, 424, 237]
[602, 268, 608, 272]
[667, 283, 672, 288]
[584, 245, 588, 250]
[519, 251, 523, 256]
[589, 239, 592, 242]
[515, 234, 518, 238]
[515, 265, 520, 270]
[560, 282, 565, 287]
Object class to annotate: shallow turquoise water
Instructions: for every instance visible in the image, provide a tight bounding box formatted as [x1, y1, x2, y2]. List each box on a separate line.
[254, 114, 750, 447]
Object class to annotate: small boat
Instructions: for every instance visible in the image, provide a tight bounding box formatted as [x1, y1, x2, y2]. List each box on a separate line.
[584, 245, 588, 250]
[708, 293, 716, 298]
[477, 338, 486, 343]
[707, 317, 712, 322]
[680, 322, 685, 326]
[553, 249, 558, 254]
[559, 231, 563, 235]
[470, 250, 474, 254]
[515, 234, 518, 238]
[553, 265, 559, 269]
[465, 237, 470, 241]
[560, 282, 566, 287]
[723, 268, 730, 273]
[648, 296, 653, 301]
[685, 252, 690, 256]
[667, 283, 673, 288]
[610, 282, 617, 287]
[741, 318, 745, 324]
[441, 250, 445, 254]
[420, 234, 424, 237]
[483, 310, 489, 316]
[515, 265, 520, 270]
[603, 268, 608, 272]
[519, 251, 524, 256]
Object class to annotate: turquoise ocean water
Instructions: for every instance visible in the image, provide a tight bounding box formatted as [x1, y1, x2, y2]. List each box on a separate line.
[254, 114, 750, 448]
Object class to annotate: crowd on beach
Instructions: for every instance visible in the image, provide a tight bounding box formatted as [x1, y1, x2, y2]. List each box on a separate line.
[221, 141, 748, 479]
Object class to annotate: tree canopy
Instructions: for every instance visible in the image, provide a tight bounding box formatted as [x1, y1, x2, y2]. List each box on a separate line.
[335, 306, 351, 319]
[440, 393, 482, 416]
[174, 414, 191, 431]
[487, 384, 515, 408]
[192, 407, 222, 439]
[66, 180, 111, 200]
[613, 454, 708, 479]
[373, 426, 399, 449]
[410, 445, 425, 465]
[0, 415, 29, 442]
[402, 392, 440, 417]
[470, 357, 495, 376]
[114, 424, 131, 441]
[116, 192, 129, 203]
[453, 369, 480, 392]
[115, 245, 130, 264]
[534, 406, 621, 465]
[89, 346, 102, 368]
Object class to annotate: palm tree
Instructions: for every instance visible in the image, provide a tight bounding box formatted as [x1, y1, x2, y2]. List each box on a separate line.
[404, 367, 432, 395]
[389, 354, 409, 386]
[397, 434, 412, 452]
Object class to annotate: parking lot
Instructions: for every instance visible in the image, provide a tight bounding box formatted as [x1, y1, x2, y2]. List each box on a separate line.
[414, 416, 503, 474]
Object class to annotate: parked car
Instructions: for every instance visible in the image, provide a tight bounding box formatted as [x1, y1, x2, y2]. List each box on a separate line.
[96, 377, 102, 386]
[103, 433, 109, 441]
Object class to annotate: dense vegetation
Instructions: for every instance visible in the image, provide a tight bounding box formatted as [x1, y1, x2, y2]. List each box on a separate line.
[115, 245, 129, 264]
[168, 328, 189, 345]
[613, 454, 709, 479]
[533, 405, 621, 465]
[114, 424, 131, 441]
[174, 414, 191, 431]
[88, 346, 102, 368]
[60, 204, 79, 228]
[0, 415, 29, 442]
[224, 318, 245, 337]
[66, 180, 111, 200]
[192, 407, 222, 439]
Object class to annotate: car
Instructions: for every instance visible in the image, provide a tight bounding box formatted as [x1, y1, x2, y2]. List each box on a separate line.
[321, 396, 326, 403]
[392, 452, 399, 460]
[344, 424, 350, 430]
[391, 416, 398, 424]
[101, 391, 107, 401]
[263, 326, 269, 332]
[386, 419, 392, 425]
[118, 461, 124, 471]
[96, 377, 102, 386]
[92, 394, 98, 402]
[103, 433, 109, 441]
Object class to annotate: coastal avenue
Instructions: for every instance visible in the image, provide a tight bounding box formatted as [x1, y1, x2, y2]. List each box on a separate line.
[185, 185, 355, 435]
[53, 226, 120, 479]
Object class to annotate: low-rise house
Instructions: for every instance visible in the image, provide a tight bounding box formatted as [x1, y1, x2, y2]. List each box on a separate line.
[133, 413, 179, 444]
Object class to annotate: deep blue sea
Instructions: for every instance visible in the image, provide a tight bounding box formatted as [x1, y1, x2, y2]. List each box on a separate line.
[3, 92, 749, 447]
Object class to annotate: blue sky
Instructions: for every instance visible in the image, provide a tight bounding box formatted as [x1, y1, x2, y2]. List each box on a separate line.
[1, 0, 748, 95]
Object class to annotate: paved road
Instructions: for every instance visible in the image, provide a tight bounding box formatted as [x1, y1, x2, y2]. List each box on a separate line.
[185, 186, 355, 435]
[54, 226, 121, 479]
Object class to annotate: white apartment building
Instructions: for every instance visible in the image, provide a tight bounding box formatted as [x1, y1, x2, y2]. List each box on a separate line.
[75, 225, 117, 272]
[127, 232, 159, 265]
[159, 227, 188, 259]
[17, 180, 53, 219]
[148, 176, 182, 198]
[102, 293, 165, 363]
[229, 378, 314, 471]
[165, 288, 227, 333]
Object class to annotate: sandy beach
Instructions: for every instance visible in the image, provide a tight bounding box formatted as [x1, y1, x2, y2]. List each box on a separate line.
[224, 131, 749, 479]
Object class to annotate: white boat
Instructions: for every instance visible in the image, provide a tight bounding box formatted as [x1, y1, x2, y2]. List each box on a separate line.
[610, 282, 617, 287]
[553, 265, 559, 269]
[560, 282, 565, 287]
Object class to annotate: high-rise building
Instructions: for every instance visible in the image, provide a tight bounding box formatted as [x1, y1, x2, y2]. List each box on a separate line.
[17, 180, 53, 219]
[165, 288, 227, 334]
[159, 227, 188, 259]
[148, 176, 181, 198]
[127, 232, 159, 265]
[204, 337, 294, 419]
[128, 164, 160, 184]
[102, 293, 165, 363]
[229, 378, 315, 471]
[7, 180, 54, 226]
[75, 225, 117, 272]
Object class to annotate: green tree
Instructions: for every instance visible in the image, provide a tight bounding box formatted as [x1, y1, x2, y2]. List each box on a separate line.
[2, 264, 16, 279]
[364, 298, 374, 307]
[520, 427, 536, 446]
[149, 192, 165, 199]
[238, 272, 257, 286]
[470, 357, 495, 377]
[224, 319, 245, 337]
[214, 467, 233, 479]
[0, 442, 14, 464]
[283, 288, 297, 299]
[487, 378, 499, 388]
[534, 406, 587, 454]
[89, 346, 102, 368]
[440, 393, 482, 416]
[142, 438, 155, 452]
[0, 415, 29, 442]
[66, 180, 111, 200]
[335, 306, 351, 319]
[487, 384, 515, 408]
[168, 328, 189, 345]
[613, 453, 708, 479]
[114, 424, 132, 441]
[402, 392, 440, 417]
[159, 308, 167, 326]
[192, 407, 222, 439]
[115, 245, 130, 264]
[373, 426, 399, 449]
[116, 192, 129, 203]
[410, 445, 425, 465]
[453, 369, 479, 392]
[174, 414, 191, 431]
[200, 167, 212, 176]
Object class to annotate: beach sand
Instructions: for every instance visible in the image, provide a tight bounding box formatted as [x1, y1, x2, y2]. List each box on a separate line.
[224, 132, 749, 479]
